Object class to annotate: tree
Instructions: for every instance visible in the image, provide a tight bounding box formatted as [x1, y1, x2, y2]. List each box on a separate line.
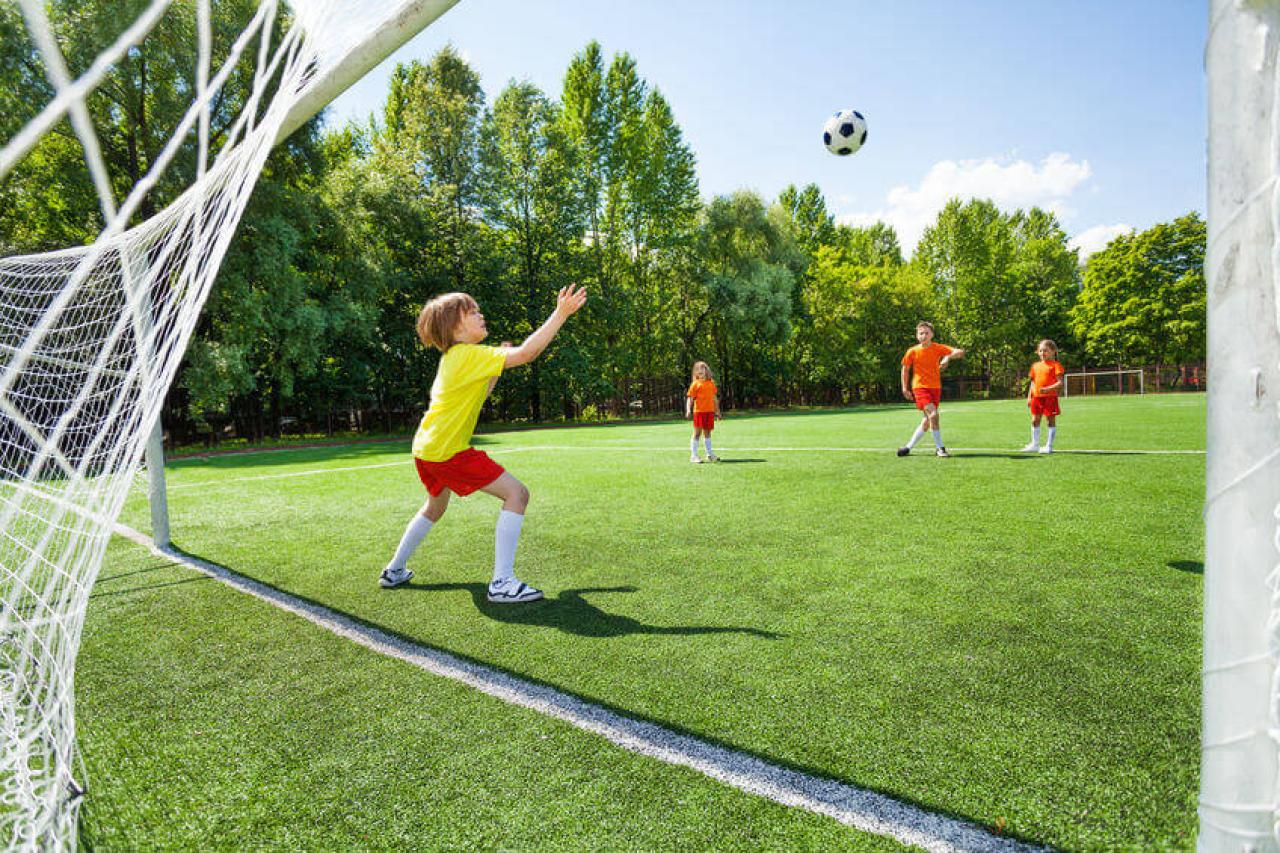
[477, 81, 585, 421]
[1070, 212, 1205, 369]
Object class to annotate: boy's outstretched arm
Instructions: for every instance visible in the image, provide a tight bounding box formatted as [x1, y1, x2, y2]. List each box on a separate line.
[503, 284, 587, 368]
[487, 341, 513, 395]
[939, 348, 965, 368]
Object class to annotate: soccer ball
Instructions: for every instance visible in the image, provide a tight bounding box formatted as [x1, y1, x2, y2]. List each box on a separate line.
[823, 109, 867, 156]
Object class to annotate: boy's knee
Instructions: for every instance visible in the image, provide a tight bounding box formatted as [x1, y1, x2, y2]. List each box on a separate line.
[513, 483, 531, 511]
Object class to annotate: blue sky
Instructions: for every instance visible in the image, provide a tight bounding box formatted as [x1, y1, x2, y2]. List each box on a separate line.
[325, 1, 1206, 258]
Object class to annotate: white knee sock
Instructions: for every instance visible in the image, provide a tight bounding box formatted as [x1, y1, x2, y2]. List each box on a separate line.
[1031, 425, 1041, 445]
[388, 513, 433, 571]
[690, 437, 700, 456]
[493, 510, 524, 584]
[1047, 426, 1057, 448]
[703, 436, 713, 455]
[906, 426, 925, 448]
[932, 429, 943, 449]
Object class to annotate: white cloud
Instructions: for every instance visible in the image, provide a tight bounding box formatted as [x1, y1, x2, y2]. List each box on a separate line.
[838, 153, 1093, 253]
[1067, 223, 1133, 260]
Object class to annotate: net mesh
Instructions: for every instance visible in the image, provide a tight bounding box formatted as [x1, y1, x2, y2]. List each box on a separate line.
[0, 0, 449, 846]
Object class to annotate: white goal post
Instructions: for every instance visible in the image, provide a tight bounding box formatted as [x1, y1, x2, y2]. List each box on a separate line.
[1201, 0, 1280, 849]
[0, 1, 459, 848]
[1060, 369, 1144, 397]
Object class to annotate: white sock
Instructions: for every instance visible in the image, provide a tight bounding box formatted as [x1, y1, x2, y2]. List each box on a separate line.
[1047, 426, 1056, 448]
[492, 509, 524, 584]
[703, 436, 713, 456]
[906, 426, 925, 449]
[387, 513, 433, 571]
[932, 429, 943, 449]
[1031, 425, 1041, 445]
[690, 437, 700, 456]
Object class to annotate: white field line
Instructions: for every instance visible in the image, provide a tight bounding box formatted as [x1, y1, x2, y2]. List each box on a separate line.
[112, 522, 1043, 853]
[162, 444, 1204, 491]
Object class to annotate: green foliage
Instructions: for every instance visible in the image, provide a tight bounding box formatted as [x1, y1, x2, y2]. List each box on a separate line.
[1071, 213, 1206, 367]
[915, 199, 1080, 390]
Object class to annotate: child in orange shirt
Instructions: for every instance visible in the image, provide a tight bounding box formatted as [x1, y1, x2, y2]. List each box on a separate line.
[379, 284, 587, 603]
[897, 321, 965, 457]
[1023, 339, 1064, 454]
[686, 361, 722, 463]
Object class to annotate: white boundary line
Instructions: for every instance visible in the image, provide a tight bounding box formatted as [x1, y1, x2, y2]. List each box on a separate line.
[162, 444, 1204, 490]
[112, 522, 1044, 852]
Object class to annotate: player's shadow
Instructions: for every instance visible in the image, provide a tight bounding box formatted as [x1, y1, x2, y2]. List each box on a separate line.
[711, 458, 765, 464]
[1167, 560, 1203, 575]
[412, 583, 780, 639]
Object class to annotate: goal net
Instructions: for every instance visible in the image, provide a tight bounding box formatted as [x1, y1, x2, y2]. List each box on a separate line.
[1061, 369, 1144, 397]
[0, 1, 457, 847]
[1202, 0, 1280, 848]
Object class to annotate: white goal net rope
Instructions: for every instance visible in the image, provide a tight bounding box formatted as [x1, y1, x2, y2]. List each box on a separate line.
[0, 1, 454, 847]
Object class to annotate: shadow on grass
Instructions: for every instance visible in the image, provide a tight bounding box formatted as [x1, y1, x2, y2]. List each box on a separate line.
[708, 458, 766, 464]
[1167, 560, 1203, 575]
[128, 541, 1032, 848]
[408, 582, 779, 639]
[89, 576, 209, 600]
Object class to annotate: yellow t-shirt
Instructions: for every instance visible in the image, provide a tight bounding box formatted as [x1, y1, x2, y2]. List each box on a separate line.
[412, 344, 507, 462]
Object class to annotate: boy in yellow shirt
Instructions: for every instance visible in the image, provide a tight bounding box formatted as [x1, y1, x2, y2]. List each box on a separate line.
[380, 284, 587, 603]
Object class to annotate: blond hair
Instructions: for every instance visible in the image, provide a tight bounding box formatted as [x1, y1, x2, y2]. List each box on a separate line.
[417, 292, 478, 352]
[916, 321, 934, 332]
[1037, 338, 1058, 355]
[691, 361, 713, 381]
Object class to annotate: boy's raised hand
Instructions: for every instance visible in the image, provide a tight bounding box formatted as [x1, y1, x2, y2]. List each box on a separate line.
[555, 283, 588, 319]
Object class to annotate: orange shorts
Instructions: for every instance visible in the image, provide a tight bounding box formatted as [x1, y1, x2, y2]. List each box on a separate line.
[912, 387, 942, 410]
[692, 412, 715, 431]
[1029, 396, 1061, 417]
[415, 448, 504, 497]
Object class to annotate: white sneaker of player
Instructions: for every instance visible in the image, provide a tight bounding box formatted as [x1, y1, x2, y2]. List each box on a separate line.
[1038, 446, 1053, 455]
[379, 566, 413, 588]
[1021, 442, 1039, 452]
[487, 578, 544, 604]
[690, 454, 703, 463]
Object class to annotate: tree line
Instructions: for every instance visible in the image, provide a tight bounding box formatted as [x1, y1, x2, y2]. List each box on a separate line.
[0, 6, 1205, 443]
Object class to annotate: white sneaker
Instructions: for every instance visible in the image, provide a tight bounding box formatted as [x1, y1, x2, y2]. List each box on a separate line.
[379, 566, 413, 588]
[1038, 446, 1053, 455]
[1020, 442, 1038, 452]
[690, 454, 703, 464]
[487, 578, 544, 604]
[706, 454, 721, 462]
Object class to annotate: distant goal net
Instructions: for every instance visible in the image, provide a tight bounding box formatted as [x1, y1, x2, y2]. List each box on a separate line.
[0, 0, 458, 848]
[1061, 369, 1144, 397]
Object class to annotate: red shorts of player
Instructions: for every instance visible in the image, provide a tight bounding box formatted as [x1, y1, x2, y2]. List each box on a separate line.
[692, 411, 716, 431]
[1029, 395, 1061, 417]
[415, 448, 504, 497]
[912, 387, 942, 410]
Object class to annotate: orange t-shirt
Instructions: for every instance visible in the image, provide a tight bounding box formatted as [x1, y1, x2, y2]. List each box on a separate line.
[687, 379, 718, 413]
[1029, 360, 1064, 397]
[901, 343, 955, 390]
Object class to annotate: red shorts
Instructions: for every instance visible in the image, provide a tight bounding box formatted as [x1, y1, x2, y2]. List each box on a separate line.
[415, 448, 504, 497]
[693, 411, 716, 431]
[1029, 396, 1061, 417]
[912, 387, 942, 410]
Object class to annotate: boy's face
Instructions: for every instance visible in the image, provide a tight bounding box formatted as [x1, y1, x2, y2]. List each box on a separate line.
[916, 325, 934, 344]
[1038, 343, 1056, 360]
[456, 307, 488, 344]
[696, 365, 708, 380]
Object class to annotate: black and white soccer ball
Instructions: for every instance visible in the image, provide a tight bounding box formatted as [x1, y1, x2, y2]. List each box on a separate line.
[823, 109, 867, 156]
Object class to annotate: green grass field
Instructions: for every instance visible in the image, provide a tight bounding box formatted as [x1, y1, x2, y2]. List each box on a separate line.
[80, 394, 1204, 849]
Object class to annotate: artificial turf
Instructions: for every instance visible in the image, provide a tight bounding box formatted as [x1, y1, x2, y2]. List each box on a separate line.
[89, 394, 1203, 849]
